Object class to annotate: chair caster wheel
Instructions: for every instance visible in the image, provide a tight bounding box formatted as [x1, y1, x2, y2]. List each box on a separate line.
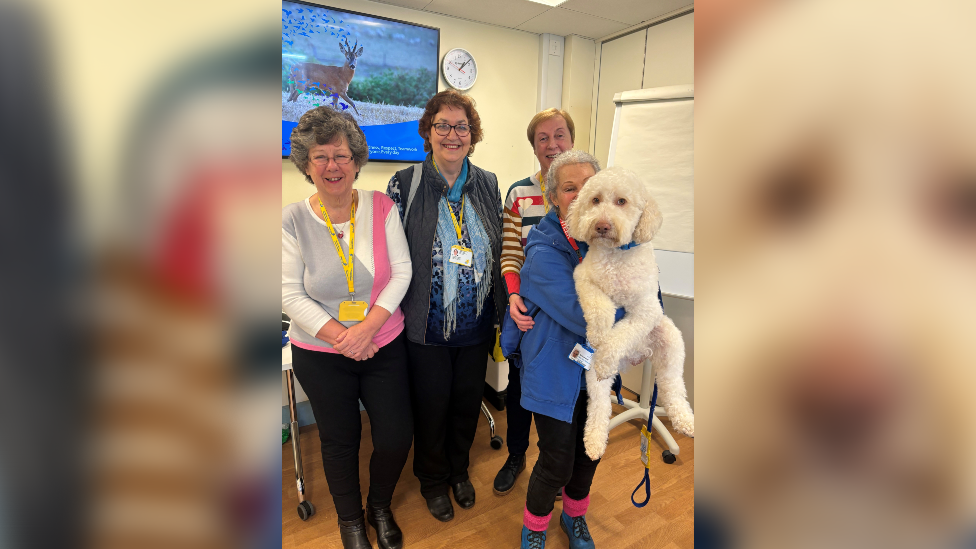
[662, 450, 676, 464]
[490, 435, 503, 450]
[298, 501, 315, 521]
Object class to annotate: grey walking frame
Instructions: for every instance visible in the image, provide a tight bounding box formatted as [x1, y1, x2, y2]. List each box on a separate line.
[282, 313, 315, 521]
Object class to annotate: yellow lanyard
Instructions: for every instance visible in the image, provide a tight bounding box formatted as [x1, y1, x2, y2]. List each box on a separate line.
[537, 171, 549, 213]
[319, 196, 356, 296]
[433, 157, 466, 243]
[449, 197, 465, 242]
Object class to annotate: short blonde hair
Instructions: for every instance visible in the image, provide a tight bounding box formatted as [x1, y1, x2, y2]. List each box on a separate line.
[526, 108, 575, 147]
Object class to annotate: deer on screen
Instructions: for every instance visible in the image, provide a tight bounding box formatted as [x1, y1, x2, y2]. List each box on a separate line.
[287, 37, 364, 115]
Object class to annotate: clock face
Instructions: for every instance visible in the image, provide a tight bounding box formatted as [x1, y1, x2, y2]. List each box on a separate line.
[442, 48, 478, 91]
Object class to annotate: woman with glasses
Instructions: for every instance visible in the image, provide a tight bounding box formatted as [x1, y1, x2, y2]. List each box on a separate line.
[385, 90, 505, 522]
[283, 106, 413, 549]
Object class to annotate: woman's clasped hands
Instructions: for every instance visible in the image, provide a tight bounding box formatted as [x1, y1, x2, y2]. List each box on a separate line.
[334, 323, 380, 361]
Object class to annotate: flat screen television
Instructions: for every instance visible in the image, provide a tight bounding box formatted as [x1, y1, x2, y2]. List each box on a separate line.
[282, 1, 440, 162]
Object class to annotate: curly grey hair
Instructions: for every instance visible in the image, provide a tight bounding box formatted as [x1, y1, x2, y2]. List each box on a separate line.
[545, 149, 601, 207]
[289, 106, 369, 184]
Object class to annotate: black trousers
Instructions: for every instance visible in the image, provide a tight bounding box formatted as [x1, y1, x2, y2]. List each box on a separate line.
[291, 333, 413, 521]
[505, 354, 533, 455]
[406, 338, 493, 499]
[525, 391, 601, 517]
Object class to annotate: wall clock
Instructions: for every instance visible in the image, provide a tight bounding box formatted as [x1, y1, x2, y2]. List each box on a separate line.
[442, 48, 478, 91]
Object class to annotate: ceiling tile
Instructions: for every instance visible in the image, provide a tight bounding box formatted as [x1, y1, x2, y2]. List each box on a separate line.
[558, 0, 692, 26]
[422, 0, 551, 29]
[367, 0, 434, 10]
[516, 6, 629, 40]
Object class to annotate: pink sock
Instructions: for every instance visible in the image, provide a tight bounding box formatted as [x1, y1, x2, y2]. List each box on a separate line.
[561, 488, 590, 518]
[523, 506, 552, 532]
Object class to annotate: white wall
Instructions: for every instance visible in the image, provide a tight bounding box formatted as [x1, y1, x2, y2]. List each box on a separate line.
[642, 12, 694, 89]
[592, 30, 647, 169]
[283, 0, 542, 207]
[591, 11, 694, 167]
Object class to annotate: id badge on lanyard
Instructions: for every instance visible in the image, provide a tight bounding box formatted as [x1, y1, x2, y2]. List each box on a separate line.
[568, 340, 595, 370]
[338, 300, 368, 321]
[449, 245, 473, 267]
[447, 197, 473, 267]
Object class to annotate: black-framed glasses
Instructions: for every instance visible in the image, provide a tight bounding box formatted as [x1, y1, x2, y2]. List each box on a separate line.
[310, 153, 353, 166]
[432, 123, 470, 137]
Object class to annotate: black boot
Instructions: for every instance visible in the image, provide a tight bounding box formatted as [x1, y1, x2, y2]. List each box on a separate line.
[338, 513, 372, 549]
[425, 494, 455, 522]
[451, 479, 476, 509]
[367, 505, 403, 549]
[493, 453, 526, 496]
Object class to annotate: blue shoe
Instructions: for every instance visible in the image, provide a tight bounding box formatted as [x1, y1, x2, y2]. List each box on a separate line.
[520, 525, 547, 549]
[560, 512, 595, 549]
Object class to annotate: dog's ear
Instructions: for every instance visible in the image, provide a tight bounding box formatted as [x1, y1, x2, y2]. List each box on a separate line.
[632, 195, 663, 244]
[565, 193, 586, 241]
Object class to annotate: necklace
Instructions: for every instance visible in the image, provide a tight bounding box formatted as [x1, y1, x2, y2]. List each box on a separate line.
[334, 220, 350, 239]
[316, 191, 356, 237]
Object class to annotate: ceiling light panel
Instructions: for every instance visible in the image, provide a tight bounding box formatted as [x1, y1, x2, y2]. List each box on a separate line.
[525, 0, 568, 7]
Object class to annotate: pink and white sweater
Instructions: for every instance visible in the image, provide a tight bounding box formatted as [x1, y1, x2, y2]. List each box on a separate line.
[282, 190, 412, 352]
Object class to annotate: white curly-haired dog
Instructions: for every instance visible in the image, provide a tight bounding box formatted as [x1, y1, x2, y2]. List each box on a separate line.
[566, 166, 695, 460]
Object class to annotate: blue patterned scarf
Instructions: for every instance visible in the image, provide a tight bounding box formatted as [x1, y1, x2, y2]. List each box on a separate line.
[434, 158, 493, 340]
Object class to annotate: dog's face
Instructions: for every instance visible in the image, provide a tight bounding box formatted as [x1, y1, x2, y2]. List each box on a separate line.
[567, 166, 662, 248]
[697, 1, 976, 547]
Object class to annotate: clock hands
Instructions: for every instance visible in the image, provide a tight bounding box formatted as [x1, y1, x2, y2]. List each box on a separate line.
[458, 59, 470, 71]
[450, 61, 466, 74]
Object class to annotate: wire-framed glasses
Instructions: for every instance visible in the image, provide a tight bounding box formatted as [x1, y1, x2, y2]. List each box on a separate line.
[310, 153, 353, 166]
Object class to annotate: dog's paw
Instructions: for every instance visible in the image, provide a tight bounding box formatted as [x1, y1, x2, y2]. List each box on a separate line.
[584, 440, 607, 461]
[583, 429, 609, 460]
[590, 351, 619, 381]
[673, 422, 694, 438]
[670, 414, 695, 438]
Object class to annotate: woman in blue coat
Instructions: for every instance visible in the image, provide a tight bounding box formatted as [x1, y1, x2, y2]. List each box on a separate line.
[511, 150, 622, 549]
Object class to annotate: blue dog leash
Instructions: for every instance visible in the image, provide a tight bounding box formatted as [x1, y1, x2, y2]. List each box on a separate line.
[631, 382, 659, 508]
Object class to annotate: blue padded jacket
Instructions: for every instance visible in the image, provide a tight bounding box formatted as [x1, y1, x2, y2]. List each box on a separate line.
[516, 211, 624, 423]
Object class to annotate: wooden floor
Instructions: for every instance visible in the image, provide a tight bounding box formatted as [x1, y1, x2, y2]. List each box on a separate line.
[282, 391, 693, 548]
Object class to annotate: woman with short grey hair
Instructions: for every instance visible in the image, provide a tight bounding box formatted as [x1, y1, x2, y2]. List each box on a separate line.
[289, 106, 370, 182]
[544, 149, 601, 211]
[283, 106, 413, 549]
[512, 148, 614, 548]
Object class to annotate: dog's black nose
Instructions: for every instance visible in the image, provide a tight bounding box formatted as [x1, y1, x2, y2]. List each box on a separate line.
[786, 334, 901, 465]
[595, 222, 611, 235]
